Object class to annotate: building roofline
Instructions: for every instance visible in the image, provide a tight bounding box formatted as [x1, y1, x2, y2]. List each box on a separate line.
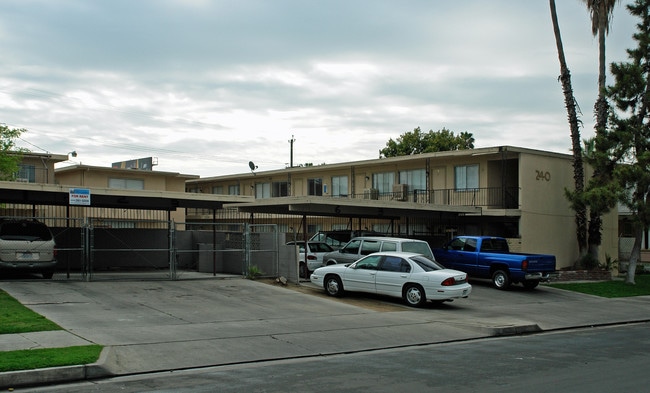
[188, 145, 574, 183]
[55, 164, 200, 179]
[9, 151, 69, 163]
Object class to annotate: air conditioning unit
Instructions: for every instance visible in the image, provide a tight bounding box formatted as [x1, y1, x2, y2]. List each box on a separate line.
[392, 184, 408, 201]
[363, 188, 379, 200]
[15, 178, 29, 183]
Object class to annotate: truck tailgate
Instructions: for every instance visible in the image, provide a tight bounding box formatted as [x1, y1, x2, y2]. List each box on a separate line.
[522, 254, 556, 272]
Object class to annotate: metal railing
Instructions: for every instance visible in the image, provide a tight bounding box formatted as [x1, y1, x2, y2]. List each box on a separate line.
[185, 187, 520, 212]
[344, 187, 520, 209]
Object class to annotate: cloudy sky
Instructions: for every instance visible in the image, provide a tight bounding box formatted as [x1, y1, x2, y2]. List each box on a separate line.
[0, 1, 638, 177]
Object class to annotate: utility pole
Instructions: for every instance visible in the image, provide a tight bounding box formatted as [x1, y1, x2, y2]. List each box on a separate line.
[288, 135, 295, 168]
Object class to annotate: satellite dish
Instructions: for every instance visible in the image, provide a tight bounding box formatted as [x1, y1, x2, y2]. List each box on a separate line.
[249, 161, 258, 174]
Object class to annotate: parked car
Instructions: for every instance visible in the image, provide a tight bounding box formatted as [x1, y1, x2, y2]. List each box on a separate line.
[309, 230, 386, 250]
[286, 241, 334, 278]
[322, 236, 435, 265]
[0, 218, 57, 279]
[310, 251, 472, 307]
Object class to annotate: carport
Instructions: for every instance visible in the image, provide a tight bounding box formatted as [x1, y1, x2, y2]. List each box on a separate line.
[1, 183, 480, 281]
[0, 182, 245, 213]
[225, 196, 482, 239]
[0, 182, 253, 280]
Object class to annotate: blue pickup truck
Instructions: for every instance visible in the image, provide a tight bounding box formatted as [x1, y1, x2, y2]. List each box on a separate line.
[432, 236, 556, 290]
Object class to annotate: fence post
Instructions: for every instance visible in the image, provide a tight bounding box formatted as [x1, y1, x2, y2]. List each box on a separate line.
[244, 223, 251, 277]
[169, 220, 176, 280]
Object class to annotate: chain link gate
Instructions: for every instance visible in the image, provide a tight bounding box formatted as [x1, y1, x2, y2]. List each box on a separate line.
[85, 218, 175, 281]
[174, 221, 279, 279]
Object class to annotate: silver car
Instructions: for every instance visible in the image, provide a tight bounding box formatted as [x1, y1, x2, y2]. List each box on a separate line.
[0, 219, 57, 279]
[322, 236, 435, 265]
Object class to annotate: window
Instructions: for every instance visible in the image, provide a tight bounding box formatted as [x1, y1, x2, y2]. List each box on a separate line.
[331, 175, 348, 197]
[255, 182, 271, 198]
[411, 255, 443, 271]
[399, 169, 426, 191]
[463, 238, 477, 251]
[360, 240, 381, 255]
[401, 242, 434, 259]
[380, 241, 397, 252]
[356, 255, 381, 270]
[380, 257, 410, 273]
[455, 164, 479, 190]
[341, 239, 361, 254]
[108, 178, 144, 190]
[308, 178, 323, 196]
[228, 185, 240, 195]
[272, 181, 289, 197]
[16, 165, 36, 182]
[211, 186, 224, 194]
[373, 172, 395, 193]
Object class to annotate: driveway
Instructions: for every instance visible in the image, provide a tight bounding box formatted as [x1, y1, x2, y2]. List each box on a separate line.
[1, 274, 649, 378]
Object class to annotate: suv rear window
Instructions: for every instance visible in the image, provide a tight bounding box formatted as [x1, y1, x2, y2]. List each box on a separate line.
[0, 221, 53, 241]
[401, 242, 433, 259]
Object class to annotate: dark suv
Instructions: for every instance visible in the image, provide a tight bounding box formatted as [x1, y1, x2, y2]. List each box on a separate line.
[0, 219, 57, 279]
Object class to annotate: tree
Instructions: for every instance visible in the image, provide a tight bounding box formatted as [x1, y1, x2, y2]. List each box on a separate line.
[380, 127, 474, 158]
[550, 0, 588, 260]
[596, 0, 650, 284]
[580, 0, 621, 263]
[0, 124, 27, 181]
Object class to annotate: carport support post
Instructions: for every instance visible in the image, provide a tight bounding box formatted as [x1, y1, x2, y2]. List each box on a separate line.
[213, 209, 217, 276]
[244, 223, 251, 277]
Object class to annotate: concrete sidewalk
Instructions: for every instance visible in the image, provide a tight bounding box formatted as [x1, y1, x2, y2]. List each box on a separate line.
[2, 275, 650, 389]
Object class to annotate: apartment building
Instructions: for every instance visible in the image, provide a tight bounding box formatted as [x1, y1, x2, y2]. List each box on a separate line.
[54, 163, 200, 226]
[186, 146, 619, 269]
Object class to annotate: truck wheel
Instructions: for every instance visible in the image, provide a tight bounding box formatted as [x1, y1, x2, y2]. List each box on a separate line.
[492, 270, 511, 290]
[523, 280, 539, 290]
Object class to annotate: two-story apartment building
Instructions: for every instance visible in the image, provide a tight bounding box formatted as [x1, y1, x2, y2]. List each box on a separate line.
[54, 164, 200, 226]
[186, 146, 619, 269]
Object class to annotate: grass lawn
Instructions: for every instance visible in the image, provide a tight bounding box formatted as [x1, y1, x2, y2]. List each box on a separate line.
[0, 289, 62, 334]
[0, 289, 103, 372]
[549, 274, 650, 298]
[0, 345, 103, 372]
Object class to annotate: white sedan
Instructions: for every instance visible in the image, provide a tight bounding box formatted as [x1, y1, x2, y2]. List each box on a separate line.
[310, 251, 472, 307]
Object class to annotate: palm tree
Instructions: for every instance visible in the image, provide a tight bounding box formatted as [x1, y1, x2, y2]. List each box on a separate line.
[581, 0, 620, 263]
[550, 0, 587, 258]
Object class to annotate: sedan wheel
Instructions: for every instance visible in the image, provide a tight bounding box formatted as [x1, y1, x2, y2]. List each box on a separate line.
[403, 284, 426, 307]
[324, 275, 344, 297]
[492, 270, 511, 290]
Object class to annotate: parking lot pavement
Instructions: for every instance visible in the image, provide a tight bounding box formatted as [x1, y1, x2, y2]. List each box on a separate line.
[1, 275, 650, 388]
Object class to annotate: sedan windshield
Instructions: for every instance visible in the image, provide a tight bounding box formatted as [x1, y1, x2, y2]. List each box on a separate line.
[411, 255, 445, 271]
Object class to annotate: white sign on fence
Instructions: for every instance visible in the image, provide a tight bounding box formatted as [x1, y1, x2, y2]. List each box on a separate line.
[69, 188, 91, 206]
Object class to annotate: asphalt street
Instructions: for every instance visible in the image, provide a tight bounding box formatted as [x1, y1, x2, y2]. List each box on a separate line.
[1, 274, 650, 389]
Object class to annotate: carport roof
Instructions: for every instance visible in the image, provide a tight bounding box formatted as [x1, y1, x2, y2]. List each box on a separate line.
[1, 183, 480, 219]
[225, 196, 481, 219]
[0, 182, 252, 211]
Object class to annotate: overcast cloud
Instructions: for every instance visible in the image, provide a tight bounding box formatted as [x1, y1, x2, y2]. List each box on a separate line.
[0, 0, 638, 177]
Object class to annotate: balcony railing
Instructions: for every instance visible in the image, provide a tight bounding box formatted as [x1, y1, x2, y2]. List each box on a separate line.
[185, 187, 520, 217]
[344, 187, 519, 209]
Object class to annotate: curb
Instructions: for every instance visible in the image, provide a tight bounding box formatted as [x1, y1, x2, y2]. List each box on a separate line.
[0, 347, 114, 390]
